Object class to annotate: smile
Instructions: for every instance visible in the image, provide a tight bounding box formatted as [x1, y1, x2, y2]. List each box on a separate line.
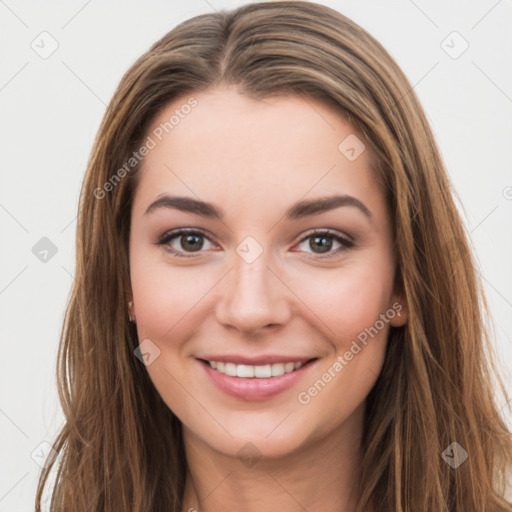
[198, 357, 318, 400]
[206, 360, 305, 378]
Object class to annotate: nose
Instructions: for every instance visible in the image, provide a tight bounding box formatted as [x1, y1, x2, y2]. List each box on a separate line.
[215, 250, 291, 336]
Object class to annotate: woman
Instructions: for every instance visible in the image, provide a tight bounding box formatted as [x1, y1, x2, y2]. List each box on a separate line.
[35, 1, 512, 510]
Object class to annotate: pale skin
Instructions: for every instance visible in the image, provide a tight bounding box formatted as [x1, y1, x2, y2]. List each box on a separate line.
[127, 85, 408, 512]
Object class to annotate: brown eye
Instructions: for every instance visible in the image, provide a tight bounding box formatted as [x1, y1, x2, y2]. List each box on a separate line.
[177, 233, 204, 252]
[296, 230, 354, 259]
[309, 234, 334, 253]
[157, 229, 215, 257]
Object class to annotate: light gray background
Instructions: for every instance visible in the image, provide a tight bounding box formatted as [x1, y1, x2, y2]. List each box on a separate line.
[1, 0, 511, 510]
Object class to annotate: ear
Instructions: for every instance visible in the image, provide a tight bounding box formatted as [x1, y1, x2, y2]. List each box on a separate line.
[124, 281, 133, 304]
[125, 282, 135, 320]
[389, 287, 408, 327]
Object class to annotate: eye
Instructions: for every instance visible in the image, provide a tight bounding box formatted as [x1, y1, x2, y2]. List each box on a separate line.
[156, 229, 215, 258]
[295, 230, 354, 259]
[155, 228, 354, 259]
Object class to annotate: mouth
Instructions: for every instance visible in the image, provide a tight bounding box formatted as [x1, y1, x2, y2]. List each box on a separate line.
[200, 359, 313, 378]
[197, 357, 319, 400]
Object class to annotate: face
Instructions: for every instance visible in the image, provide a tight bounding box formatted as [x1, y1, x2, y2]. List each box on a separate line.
[128, 85, 407, 460]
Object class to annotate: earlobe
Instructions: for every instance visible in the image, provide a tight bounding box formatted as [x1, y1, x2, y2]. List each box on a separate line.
[128, 301, 136, 323]
[389, 297, 408, 327]
[125, 285, 136, 323]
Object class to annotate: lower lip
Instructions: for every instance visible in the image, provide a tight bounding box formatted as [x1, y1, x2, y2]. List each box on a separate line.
[199, 359, 317, 400]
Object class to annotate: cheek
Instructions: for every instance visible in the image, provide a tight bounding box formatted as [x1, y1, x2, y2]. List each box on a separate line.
[291, 258, 395, 346]
[129, 252, 203, 416]
[129, 250, 213, 339]
[291, 262, 395, 434]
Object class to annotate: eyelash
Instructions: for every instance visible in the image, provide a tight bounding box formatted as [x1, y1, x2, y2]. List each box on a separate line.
[155, 228, 355, 260]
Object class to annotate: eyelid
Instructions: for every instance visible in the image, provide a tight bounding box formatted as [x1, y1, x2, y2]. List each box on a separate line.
[297, 228, 354, 244]
[155, 228, 217, 257]
[293, 229, 354, 259]
[156, 227, 354, 259]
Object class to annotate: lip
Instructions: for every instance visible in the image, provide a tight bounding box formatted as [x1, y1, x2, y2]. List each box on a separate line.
[197, 354, 313, 365]
[197, 357, 318, 400]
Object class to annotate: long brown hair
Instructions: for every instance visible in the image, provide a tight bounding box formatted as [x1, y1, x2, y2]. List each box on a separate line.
[35, 1, 512, 510]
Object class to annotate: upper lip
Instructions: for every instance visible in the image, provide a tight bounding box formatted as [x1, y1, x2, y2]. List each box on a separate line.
[197, 355, 317, 365]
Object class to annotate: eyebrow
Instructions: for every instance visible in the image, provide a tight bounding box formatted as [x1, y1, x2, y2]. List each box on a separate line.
[144, 194, 372, 221]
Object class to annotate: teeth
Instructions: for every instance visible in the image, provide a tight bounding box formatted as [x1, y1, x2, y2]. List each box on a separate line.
[207, 360, 305, 378]
[225, 363, 237, 377]
[255, 365, 271, 378]
[237, 364, 254, 378]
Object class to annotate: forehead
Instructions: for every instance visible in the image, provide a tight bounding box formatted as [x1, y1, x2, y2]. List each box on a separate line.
[132, 85, 383, 220]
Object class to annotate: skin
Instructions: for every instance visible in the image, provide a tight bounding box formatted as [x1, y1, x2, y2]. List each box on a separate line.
[127, 84, 408, 512]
